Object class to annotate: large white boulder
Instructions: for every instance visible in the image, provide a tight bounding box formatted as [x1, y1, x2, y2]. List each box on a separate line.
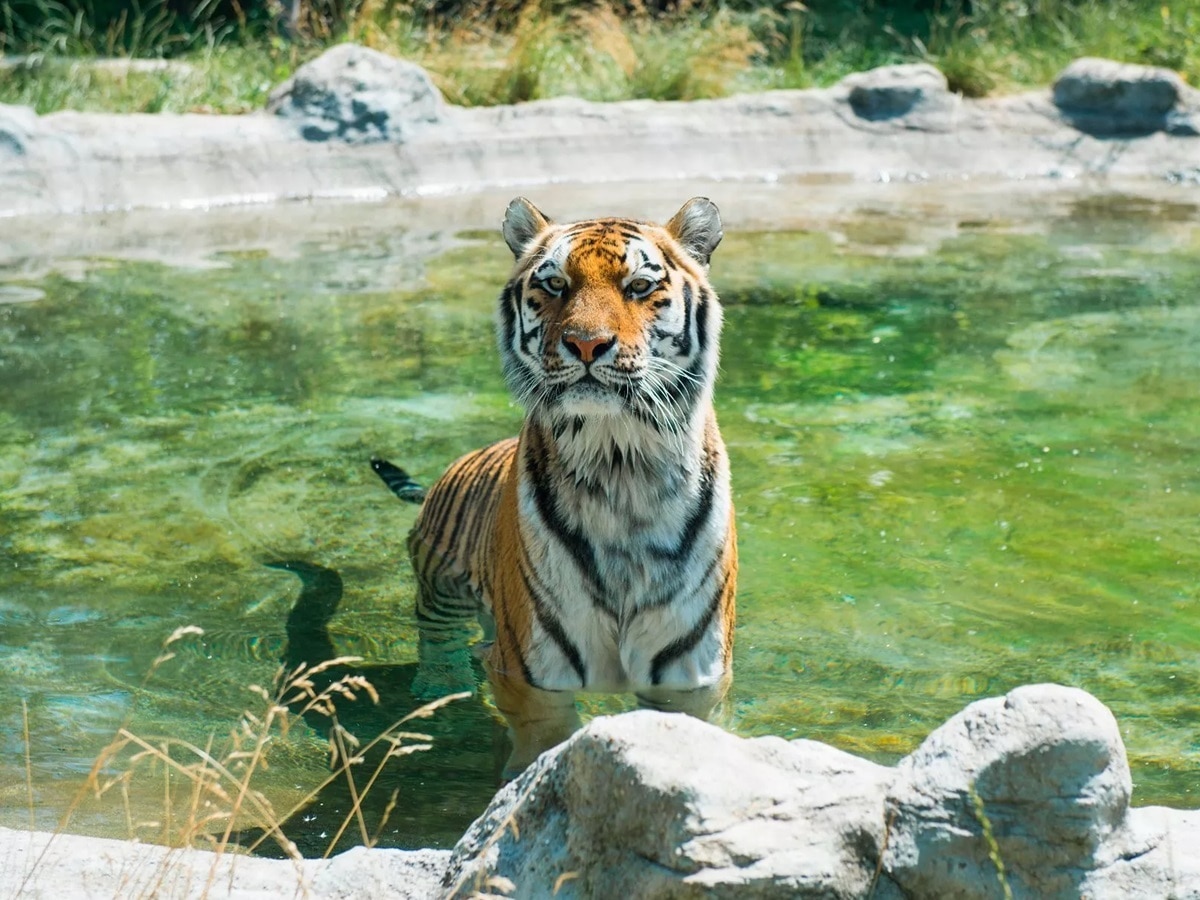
[444, 709, 896, 898]
[443, 684, 1200, 899]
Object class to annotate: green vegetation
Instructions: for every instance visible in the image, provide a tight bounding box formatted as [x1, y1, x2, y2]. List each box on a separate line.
[1, 0, 1197, 114]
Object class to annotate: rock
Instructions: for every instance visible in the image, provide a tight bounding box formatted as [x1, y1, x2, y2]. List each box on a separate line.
[447, 685, 1200, 900]
[267, 43, 444, 144]
[310, 845, 453, 899]
[883, 684, 1130, 898]
[0, 825, 451, 899]
[839, 63, 952, 121]
[1083, 805, 1200, 898]
[1052, 57, 1199, 136]
[442, 710, 898, 898]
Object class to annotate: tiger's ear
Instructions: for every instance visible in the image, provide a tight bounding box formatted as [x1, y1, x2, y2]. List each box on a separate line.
[666, 197, 723, 266]
[502, 197, 552, 259]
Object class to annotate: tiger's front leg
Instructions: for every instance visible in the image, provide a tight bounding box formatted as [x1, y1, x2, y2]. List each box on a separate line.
[410, 578, 486, 702]
[635, 675, 731, 720]
[486, 656, 580, 781]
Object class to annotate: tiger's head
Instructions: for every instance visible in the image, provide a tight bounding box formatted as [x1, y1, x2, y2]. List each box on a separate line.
[496, 198, 724, 435]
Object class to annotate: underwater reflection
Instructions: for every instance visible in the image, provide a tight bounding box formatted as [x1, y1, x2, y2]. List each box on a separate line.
[254, 560, 503, 856]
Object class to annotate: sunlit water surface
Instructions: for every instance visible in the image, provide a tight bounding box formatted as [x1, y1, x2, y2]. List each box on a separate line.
[2, 186, 1198, 855]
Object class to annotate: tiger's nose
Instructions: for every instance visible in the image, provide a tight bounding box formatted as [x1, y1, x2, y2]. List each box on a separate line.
[562, 333, 616, 364]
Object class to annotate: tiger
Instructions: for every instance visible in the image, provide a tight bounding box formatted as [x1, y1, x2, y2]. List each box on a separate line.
[374, 197, 737, 779]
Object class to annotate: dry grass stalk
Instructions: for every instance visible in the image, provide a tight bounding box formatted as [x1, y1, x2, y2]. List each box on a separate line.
[17, 625, 469, 899]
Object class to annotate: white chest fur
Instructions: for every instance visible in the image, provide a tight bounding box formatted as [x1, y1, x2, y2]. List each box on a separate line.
[514, 411, 731, 691]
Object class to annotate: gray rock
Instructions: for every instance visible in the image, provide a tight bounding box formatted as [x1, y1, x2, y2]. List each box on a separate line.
[311, 845, 452, 899]
[0, 825, 451, 899]
[442, 710, 897, 898]
[267, 43, 444, 144]
[447, 685, 1200, 900]
[1052, 56, 1199, 136]
[1084, 806, 1200, 899]
[839, 63, 952, 121]
[884, 684, 1130, 898]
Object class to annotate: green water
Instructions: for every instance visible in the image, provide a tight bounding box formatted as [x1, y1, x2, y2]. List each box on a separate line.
[2, 191, 1198, 854]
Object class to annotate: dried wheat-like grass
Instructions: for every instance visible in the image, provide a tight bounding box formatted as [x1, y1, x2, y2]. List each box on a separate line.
[18, 625, 468, 899]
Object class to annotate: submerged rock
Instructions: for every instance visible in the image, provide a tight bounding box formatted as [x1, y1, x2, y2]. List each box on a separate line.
[444, 684, 1200, 899]
[267, 43, 445, 143]
[1052, 57, 1200, 136]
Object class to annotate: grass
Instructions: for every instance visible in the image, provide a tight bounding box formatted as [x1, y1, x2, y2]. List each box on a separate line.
[1, 0, 1197, 115]
[15, 625, 467, 897]
[905, 0, 1200, 97]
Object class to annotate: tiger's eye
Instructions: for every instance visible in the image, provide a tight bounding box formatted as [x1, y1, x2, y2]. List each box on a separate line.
[545, 275, 568, 293]
[628, 277, 654, 295]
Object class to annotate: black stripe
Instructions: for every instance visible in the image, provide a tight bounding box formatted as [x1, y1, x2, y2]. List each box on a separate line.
[435, 442, 508, 573]
[499, 282, 517, 347]
[675, 281, 694, 356]
[660, 244, 685, 271]
[460, 444, 509, 556]
[627, 403, 665, 432]
[650, 569, 728, 685]
[510, 282, 544, 355]
[663, 360, 704, 410]
[650, 454, 717, 563]
[695, 285, 711, 354]
[525, 429, 601, 584]
[642, 553, 720, 611]
[496, 604, 537, 688]
[419, 458, 463, 535]
[419, 442, 507, 583]
[520, 561, 587, 687]
[415, 598, 477, 625]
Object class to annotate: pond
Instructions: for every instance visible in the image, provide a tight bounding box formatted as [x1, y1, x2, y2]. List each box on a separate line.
[2, 182, 1198, 856]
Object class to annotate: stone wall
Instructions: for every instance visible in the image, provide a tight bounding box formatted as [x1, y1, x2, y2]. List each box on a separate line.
[2, 48, 1198, 218]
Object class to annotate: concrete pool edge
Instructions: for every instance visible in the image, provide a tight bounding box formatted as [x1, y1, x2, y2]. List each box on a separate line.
[2, 52, 1199, 220]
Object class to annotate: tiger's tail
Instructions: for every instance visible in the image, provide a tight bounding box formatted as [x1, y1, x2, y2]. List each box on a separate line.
[370, 458, 427, 504]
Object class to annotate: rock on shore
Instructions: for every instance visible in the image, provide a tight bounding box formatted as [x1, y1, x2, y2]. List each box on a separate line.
[266, 43, 445, 143]
[443, 684, 1200, 899]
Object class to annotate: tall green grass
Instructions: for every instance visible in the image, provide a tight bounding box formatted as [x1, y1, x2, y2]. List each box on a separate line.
[907, 0, 1200, 97]
[1, 0, 1197, 114]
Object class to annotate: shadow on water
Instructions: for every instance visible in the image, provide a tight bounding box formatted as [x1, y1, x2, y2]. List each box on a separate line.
[248, 560, 505, 857]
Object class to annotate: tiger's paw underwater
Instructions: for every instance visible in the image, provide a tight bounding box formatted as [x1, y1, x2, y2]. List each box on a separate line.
[376, 198, 738, 777]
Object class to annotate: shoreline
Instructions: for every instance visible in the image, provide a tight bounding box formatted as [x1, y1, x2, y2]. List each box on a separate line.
[2, 53, 1198, 223]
